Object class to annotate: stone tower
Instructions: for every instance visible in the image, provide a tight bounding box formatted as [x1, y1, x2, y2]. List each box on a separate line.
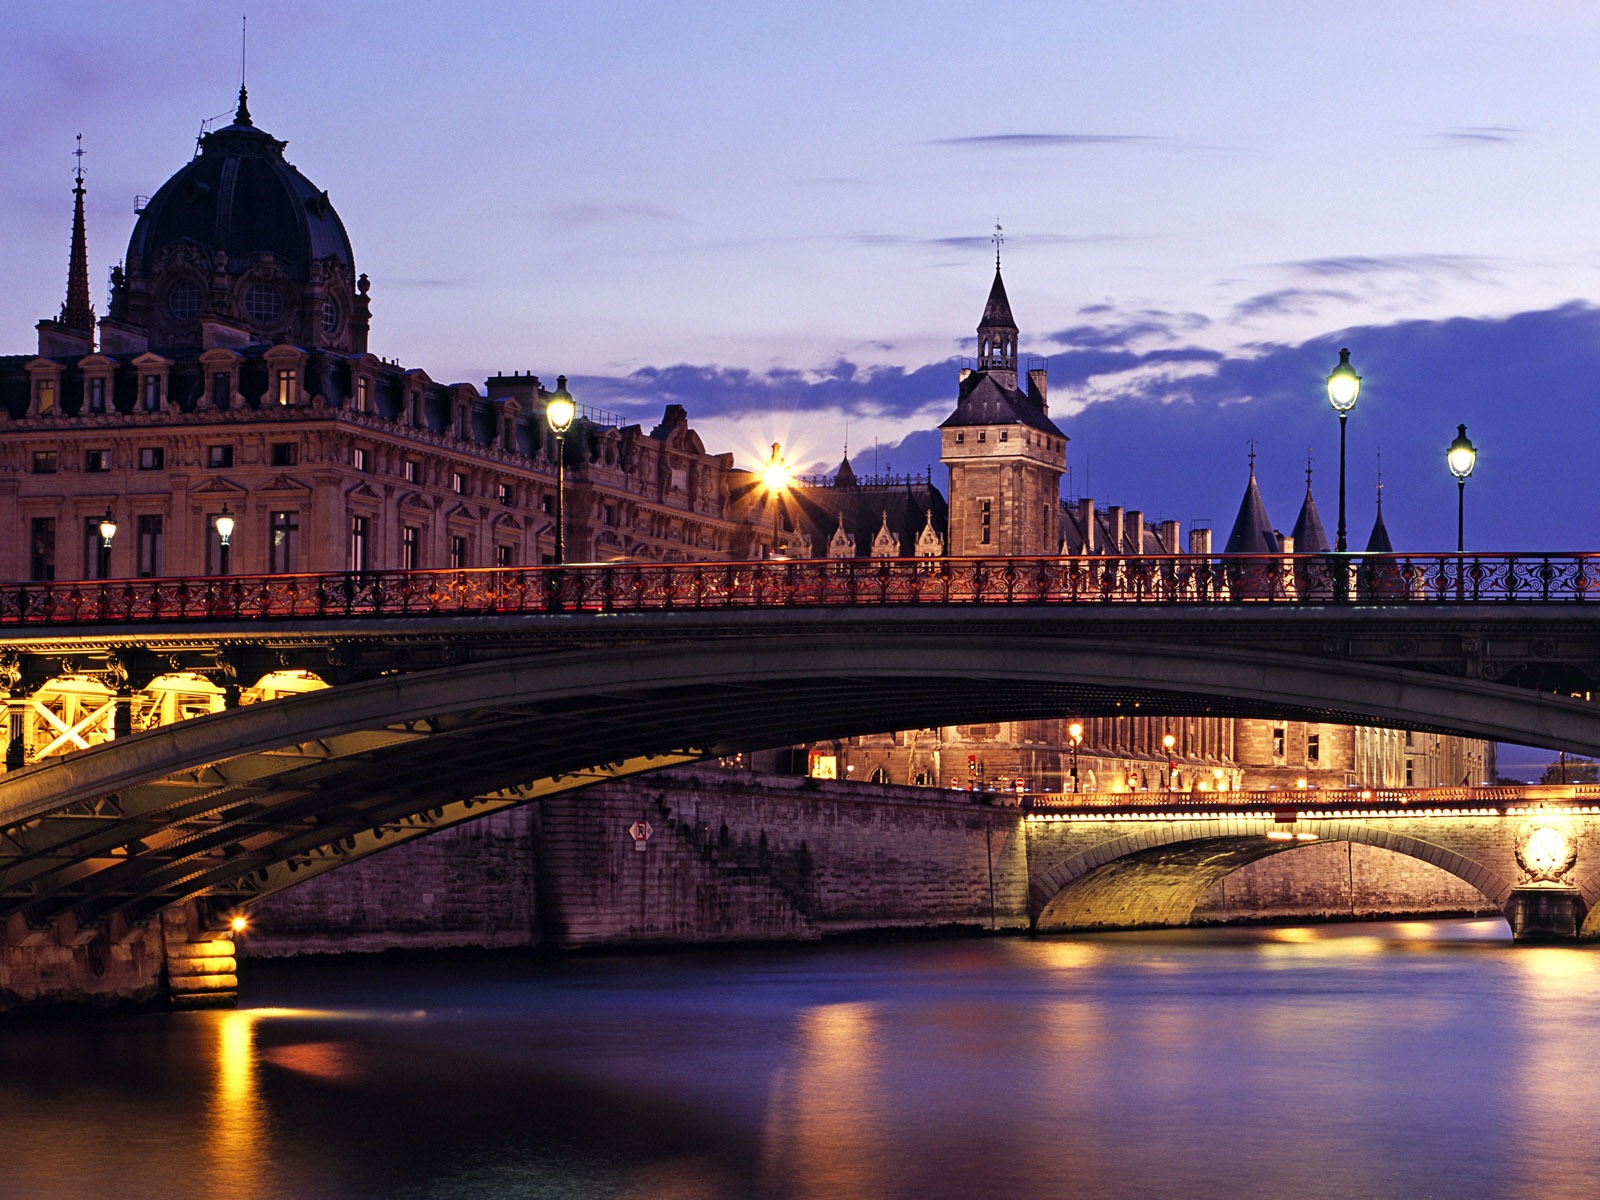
[938, 265, 1066, 555]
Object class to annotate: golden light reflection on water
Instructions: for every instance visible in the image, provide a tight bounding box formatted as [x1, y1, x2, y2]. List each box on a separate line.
[759, 1002, 881, 1200]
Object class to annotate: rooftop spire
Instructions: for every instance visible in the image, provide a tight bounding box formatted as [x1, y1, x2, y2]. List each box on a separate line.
[59, 133, 95, 339]
[1224, 450, 1277, 554]
[233, 15, 253, 126]
[1291, 448, 1331, 553]
[993, 218, 1003, 270]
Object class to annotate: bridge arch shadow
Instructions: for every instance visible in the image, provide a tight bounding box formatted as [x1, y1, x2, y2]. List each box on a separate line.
[1031, 824, 1517, 934]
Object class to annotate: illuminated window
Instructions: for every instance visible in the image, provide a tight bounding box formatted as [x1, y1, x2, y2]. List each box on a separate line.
[497, 482, 513, 505]
[138, 447, 164, 470]
[404, 459, 418, 483]
[269, 511, 300, 572]
[349, 515, 370, 571]
[402, 526, 420, 570]
[276, 368, 296, 406]
[353, 447, 370, 472]
[31, 451, 58, 474]
[85, 449, 110, 472]
[451, 471, 465, 495]
[35, 379, 56, 415]
[356, 377, 370, 413]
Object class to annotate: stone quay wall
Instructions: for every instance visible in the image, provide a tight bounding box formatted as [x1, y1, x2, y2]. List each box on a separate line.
[240, 772, 1509, 959]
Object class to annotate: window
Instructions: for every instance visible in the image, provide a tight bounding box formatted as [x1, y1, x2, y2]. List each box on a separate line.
[1405, 759, 1414, 787]
[321, 298, 338, 333]
[402, 526, 421, 570]
[451, 471, 465, 495]
[1272, 727, 1286, 758]
[955, 432, 965, 444]
[275, 368, 296, 406]
[495, 544, 513, 567]
[29, 518, 55, 581]
[270, 442, 299, 467]
[212, 372, 230, 408]
[349, 515, 370, 571]
[540, 494, 554, 515]
[31, 451, 58, 474]
[450, 535, 467, 569]
[457, 408, 471, 440]
[136, 514, 163, 578]
[138, 447, 164, 470]
[1307, 733, 1320, 764]
[208, 444, 234, 469]
[85, 449, 110, 473]
[167, 281, 203, 320]
[142, 375, 161, 412]
[269, 511, 300, 572]
[497, 482, 513, 505]
[35, 379, 56, 415]
[356, 377, 371, 413]
[87, 377, 107, 414]
[979, 499, 992, 546]
[999, 431, 1008, 442]
[244, 286, 283, 324]
[977, 431, 986, 443]
[353, 447, 370, 472]
[403, 459, 418, 483]
[84, 517, 108, 580]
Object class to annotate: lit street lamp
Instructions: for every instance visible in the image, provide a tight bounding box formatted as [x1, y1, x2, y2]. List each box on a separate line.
[1162, 732, 1177, 796]
[1447, 423, 1477, 554]
[97, 507, 117, 579]
[214, 504, 235, 575]
[1326, 348, 1361, 554]
[762, 441, 792, 557]
[545, 376, 577, 565]
[1068, 721, 1083, 793]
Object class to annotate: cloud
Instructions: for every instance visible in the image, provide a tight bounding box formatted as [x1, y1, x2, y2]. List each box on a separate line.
[1229, 287, 1361, 321]
[931, 133, 1158, 148]
[1428, 126, 1526, 146]
[1279, 254, 1497, 282]
[545, 202, 684, 231]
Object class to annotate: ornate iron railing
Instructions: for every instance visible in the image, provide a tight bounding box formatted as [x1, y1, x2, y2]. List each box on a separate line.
[1023, 782, 1600, 814]
[1, 552, 1598, 626]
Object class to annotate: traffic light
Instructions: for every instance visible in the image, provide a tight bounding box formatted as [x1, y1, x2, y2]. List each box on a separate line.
[968, 754, 978, 779]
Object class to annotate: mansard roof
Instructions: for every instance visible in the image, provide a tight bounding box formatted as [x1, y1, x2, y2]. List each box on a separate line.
[789, 471, 947, 557]
[939, 371, 1063, 435]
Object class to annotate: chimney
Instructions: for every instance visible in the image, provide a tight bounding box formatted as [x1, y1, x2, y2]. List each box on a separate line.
[1127, 510, 1145, 554]
[1079, 498, 1096, 552]
[1189, 527, 1213, 556]
[1107, 506, 1124, 552]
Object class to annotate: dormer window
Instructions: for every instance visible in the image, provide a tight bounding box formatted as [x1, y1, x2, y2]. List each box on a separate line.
[276, 368, 296, 406]
[35, 379, 56, 416]
[87, 377, 106, 414]
[142, 375, 162, 412]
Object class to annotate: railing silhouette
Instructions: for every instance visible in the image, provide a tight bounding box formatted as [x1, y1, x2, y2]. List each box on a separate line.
[2, 552, 1598, 627]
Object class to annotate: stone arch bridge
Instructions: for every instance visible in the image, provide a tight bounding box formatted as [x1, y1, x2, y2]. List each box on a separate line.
[2, 553, 1600, 993]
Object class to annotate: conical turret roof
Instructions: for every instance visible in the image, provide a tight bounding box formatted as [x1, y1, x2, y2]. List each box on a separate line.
[980, 268, 1017, 331]
[1291, 480, 1331, 553]
[1223, 461, 1278, 554]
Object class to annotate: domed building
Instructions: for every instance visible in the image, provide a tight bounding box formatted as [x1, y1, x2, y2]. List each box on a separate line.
[101, 87, 369, 359]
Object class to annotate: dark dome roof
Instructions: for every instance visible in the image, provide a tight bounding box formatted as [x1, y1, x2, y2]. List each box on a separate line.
[125, 90, 353, 281]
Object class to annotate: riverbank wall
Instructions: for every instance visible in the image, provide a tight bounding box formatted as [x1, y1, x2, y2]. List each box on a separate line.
[239, 770, 1499, 959]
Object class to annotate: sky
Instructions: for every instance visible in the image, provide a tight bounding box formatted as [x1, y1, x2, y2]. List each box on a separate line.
[5, 0, 1600, 562]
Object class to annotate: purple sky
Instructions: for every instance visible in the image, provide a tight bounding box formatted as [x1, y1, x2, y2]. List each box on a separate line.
[5, 1, 1599, 561]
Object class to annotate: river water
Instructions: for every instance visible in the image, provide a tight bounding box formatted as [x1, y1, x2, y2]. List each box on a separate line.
[3, 919, 1599, 1200]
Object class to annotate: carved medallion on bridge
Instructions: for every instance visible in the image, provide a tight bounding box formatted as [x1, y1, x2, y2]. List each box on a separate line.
[1515, 822, 1578, 884]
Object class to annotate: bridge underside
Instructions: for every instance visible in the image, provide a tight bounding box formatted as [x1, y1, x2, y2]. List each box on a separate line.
[4, 610, 1600, 934]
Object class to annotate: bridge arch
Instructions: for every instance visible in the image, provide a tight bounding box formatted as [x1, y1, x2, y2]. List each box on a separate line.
[1030, 822, 1517, 932]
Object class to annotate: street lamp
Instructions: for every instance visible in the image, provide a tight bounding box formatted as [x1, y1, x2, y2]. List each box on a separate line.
[762, 441, 792, 557]
[1162, 732, 1177, 796]
[1068, 721, 1083, 793]
[97, 507, 117, 579]
[545, 376, 576, 565]
[1326, 348, 1361, 554]
[214, 504, 235, 575]
[1447, 423, 1477, 554]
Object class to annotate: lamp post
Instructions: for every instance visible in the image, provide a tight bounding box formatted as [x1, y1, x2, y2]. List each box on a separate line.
[1326, 348, 1361, 554]
[1068, 721, 1083, 793]
[97, 507, 117, 579]
[1162, 732, 1176, 796]
[1447, 423, 1477, 554]
[545, 376, 576, 565]
[762, 441, 792, 557]
[214, 504, 235, 575]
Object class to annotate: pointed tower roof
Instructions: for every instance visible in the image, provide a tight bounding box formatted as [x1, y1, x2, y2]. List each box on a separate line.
[980, 268, 1017, 333]
[58, 135, 95, 339]
[833, 454, 857, 488]
[1291, 458, 1330, 553]
[1364, 480, 1393, 553]
[1223, 455, 1279, 554]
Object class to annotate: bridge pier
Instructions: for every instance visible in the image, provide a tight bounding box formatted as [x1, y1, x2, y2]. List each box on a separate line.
[1506, 884, 1586, 942]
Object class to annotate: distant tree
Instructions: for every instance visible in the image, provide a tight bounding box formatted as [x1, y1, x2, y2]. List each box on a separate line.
[1540, 756, 1599, 784]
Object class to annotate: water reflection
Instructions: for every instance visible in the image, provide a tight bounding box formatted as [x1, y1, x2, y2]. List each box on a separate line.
[1, 920, 1596, 1200]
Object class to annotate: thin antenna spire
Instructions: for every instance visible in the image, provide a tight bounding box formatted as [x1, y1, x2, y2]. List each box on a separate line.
[992, 218, 1004, 270]
[241, 14, 248, 89]
[1247, 439, 1257, 475]
[233, 14, 253, 125]
[73, 132, 85, 183]
[1305, 447, 1314, 490]
[1375, 447, 1384, 510]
